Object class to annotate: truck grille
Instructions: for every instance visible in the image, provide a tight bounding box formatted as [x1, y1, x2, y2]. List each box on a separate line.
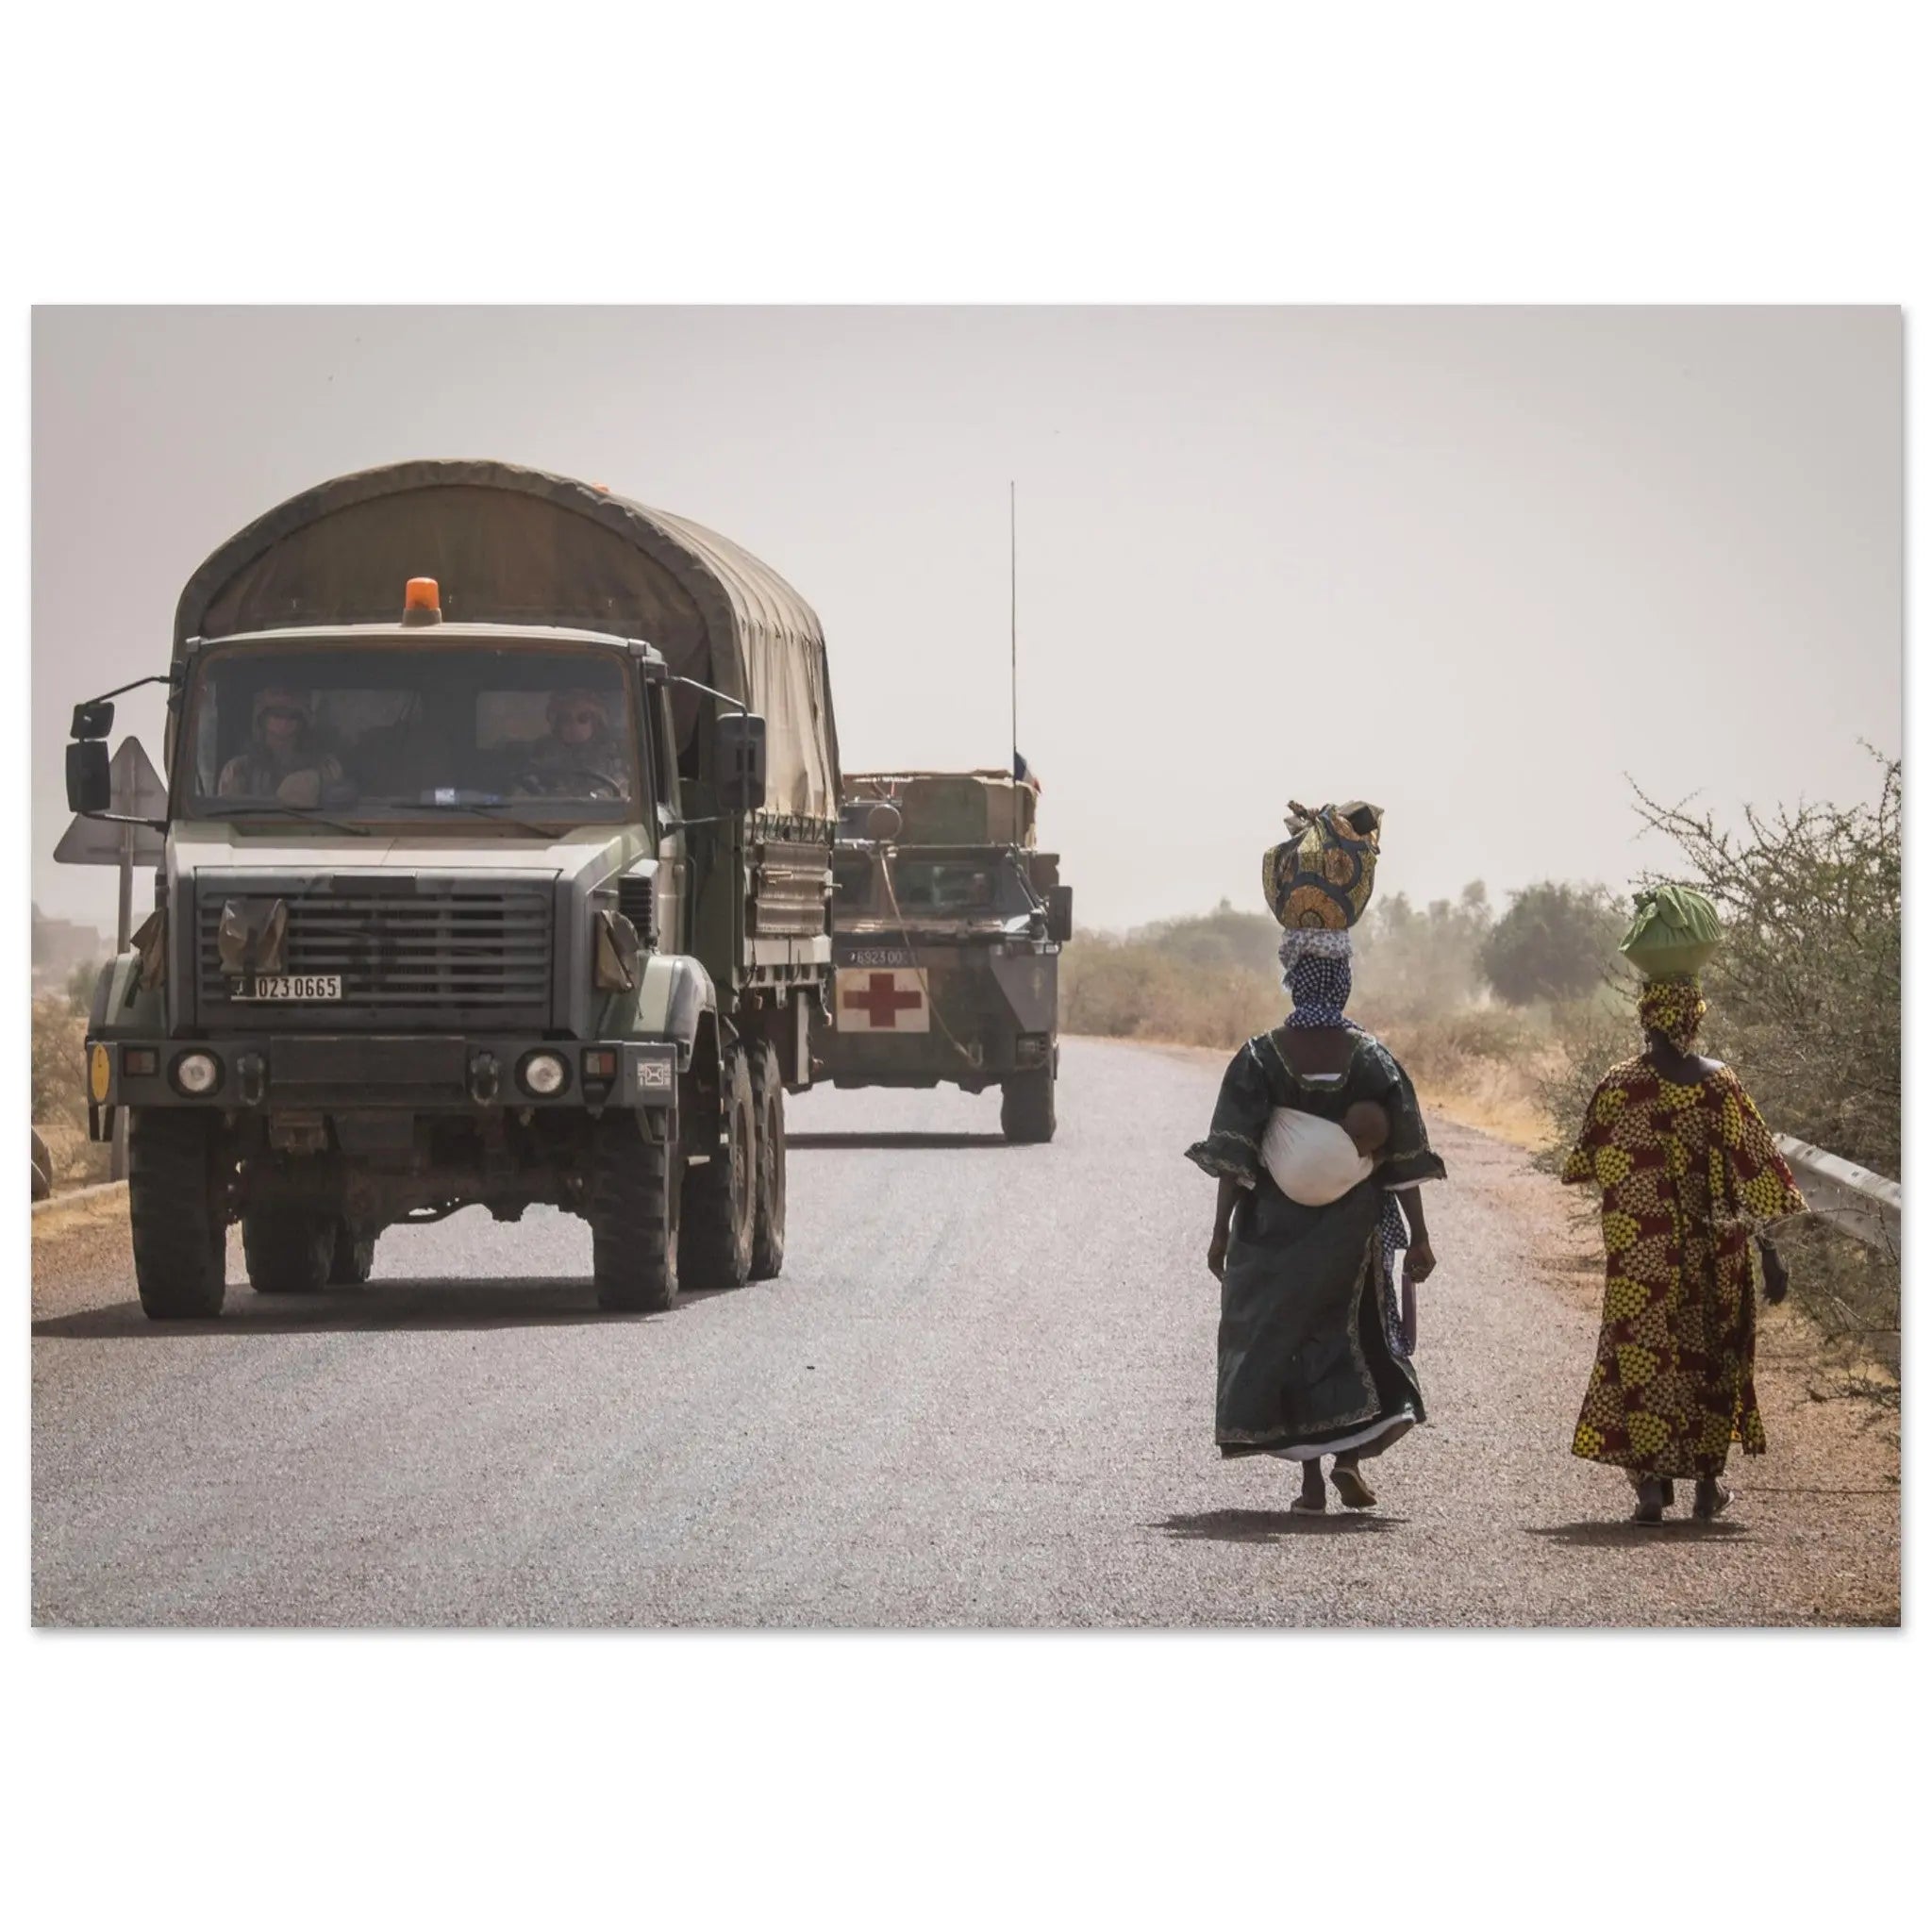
[196, 878, 553, 1027]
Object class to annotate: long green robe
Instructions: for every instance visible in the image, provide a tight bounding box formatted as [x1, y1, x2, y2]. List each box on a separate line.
[1186, 1027, 1445, 1459]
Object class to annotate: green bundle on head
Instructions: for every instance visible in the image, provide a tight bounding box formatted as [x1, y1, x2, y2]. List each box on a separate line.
[1620, 885, 1722, 983]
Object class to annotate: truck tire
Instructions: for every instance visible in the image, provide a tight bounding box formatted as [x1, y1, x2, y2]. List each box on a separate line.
[1000, 1066, 1058, 1144]
[749, 1040, 786, 1280]
[681, 1043, 756, 1290]
[329, 1222, 376, 1287]
[128, 1108, 228, 1320]
[242, 1205, 334, 1293]
[591, 1117, 681, 1312]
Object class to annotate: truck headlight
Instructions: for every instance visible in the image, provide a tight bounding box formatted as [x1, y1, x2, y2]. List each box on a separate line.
[172, 1050, 223, 1096]
[518, 1051, 570, 1097]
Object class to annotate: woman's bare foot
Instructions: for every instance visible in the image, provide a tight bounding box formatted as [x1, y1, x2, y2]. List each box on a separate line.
[1630, 1478, 1667, 1524]
[1693, 1477, 1731, 1521]
[1330, 1457, 1376, 1510]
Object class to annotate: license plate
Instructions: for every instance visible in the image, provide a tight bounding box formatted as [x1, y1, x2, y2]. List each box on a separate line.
[845, 946, 913, 968]
[231, 974, 342, 1002]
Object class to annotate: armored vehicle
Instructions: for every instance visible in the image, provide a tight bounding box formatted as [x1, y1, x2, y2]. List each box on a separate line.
[66, 459, 840, 1318]
[816, 770, 1071, 1141]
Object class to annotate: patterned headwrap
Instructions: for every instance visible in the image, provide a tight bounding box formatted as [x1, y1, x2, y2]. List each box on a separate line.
[1279, 927, 1356, 1024]
[1285, 954, 1357, 1030]
[1639, 977, 1707, 1054]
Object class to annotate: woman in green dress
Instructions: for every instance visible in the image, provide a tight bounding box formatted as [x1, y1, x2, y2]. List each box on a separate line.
[1186, 937, 1445, 1512]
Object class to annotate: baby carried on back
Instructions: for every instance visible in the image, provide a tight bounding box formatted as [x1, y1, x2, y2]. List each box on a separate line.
[1261, 1099, 1391, 1205]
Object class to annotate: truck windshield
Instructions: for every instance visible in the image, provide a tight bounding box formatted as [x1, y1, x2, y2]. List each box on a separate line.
[833, 853, 874, 912]
[890, 858, 1034, 917]
[182, 642, 641, 817]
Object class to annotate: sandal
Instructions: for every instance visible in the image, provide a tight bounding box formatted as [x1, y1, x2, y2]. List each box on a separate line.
[1692, 1478, 1731, 1522]
[1330, 1464, 1377, 1510]
[1289, 1494, 1326, 1515]
[1630, 1478, 1667, 1525]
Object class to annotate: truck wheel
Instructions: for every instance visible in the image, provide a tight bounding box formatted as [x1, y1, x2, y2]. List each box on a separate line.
[1000, 1066, 1058, 1144]
[242, 1205, 334, 1293]
[681, 1043, 756, 1290]
[749, 1041, 787, 1280]
[591, 1117, 681, 1312]
[127, 1108, 228, 1320]
[329, 1222, 376, 1287]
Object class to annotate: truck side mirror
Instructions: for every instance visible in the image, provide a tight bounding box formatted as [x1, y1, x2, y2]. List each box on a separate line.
[716, 712, 767, 814]
[72, 699, 115, 741]
[1045, 884, 1074, 945]
[67, 740, 111, 814]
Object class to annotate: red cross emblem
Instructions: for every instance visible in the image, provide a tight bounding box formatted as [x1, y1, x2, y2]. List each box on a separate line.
[837, 968, 928, 1032]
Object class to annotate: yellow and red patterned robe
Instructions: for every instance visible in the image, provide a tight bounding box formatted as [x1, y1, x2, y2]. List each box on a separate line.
[1562, 1057, 1806, 1477]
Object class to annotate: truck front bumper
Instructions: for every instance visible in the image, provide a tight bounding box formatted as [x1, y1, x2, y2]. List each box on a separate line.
[86, 1034, 679, 1129]
[817, 1029, 1056, 1089]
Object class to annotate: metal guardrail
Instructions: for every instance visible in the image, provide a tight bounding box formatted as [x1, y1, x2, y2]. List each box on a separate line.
[1776, 1135, 1901, 1254]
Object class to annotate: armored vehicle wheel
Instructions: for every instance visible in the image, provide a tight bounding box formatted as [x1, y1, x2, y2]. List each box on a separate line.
[681, 1043, 756, 1290]
[749, 1040, 787, 1280]
[243, 1205, 334, 1293]
[128, 1109, 228, 1320]
[591, 1117, 680, 1312]
[329, 1222, 376, 1287]
[1000, 1066, 1058, 1144]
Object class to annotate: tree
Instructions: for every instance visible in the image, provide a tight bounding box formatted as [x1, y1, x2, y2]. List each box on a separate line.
[1352, 881, 1492, 1018]
[65, 959, 99, 1016]
[1480, 881, 1625, 1007]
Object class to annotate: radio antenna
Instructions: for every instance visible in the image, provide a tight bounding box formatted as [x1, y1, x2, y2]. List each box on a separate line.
[1009, 479, 1018, 780]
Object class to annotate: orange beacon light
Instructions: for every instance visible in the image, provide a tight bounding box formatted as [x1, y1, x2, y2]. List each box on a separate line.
[402, 577, 442, 625]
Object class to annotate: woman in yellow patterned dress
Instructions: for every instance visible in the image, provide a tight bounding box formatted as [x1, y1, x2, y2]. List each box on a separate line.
[1561, 976, 1806, 1524]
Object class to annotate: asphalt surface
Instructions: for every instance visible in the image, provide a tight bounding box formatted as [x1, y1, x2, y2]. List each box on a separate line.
[30, 1037, 1900, 1626]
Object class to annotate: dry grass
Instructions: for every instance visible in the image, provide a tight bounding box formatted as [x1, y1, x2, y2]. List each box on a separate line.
[1371, 1007, 1560, 1152]
[1063, 913, 1566, 1150]
[1060, 933, 1283, 1050]
[31, 995, 110, 1191]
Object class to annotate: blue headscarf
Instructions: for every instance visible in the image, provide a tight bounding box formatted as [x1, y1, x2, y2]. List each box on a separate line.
[1286, 951, 1358, 1030]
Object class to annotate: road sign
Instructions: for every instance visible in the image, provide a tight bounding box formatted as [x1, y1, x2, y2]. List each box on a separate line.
[53, 738, 167, 866]
[52, 736, 168, 1186]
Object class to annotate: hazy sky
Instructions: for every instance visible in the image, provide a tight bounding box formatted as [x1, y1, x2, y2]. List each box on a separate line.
[31, 307, 1900, 938]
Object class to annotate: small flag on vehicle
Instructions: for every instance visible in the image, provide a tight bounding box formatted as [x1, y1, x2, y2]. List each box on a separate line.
[1013, 752, 1041, 792]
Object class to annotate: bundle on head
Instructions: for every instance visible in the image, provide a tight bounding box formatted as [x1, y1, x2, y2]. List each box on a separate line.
[1262, 799, 1384, 933]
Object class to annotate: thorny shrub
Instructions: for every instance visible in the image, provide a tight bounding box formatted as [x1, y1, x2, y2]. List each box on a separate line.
[1629, 753, 1901, 1182]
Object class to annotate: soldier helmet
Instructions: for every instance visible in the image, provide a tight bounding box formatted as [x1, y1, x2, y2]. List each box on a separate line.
[546, 687, 611, 731]
[252, 686, 312, 728]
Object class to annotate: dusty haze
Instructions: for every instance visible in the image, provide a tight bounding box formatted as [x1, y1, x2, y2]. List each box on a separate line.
[30, 307, 1900, 939]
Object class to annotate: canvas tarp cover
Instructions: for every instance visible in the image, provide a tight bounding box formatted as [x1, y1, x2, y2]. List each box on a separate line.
[173, 459, 841, 820]
[843, 771, 1037, 847]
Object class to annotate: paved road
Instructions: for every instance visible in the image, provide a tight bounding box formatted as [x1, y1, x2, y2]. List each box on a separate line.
[30, 1038, 1899, 1626]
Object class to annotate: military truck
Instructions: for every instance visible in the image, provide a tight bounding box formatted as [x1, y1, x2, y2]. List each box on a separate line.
[816, 770, 1071, 1141]
[65, 459, 840, 1319]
